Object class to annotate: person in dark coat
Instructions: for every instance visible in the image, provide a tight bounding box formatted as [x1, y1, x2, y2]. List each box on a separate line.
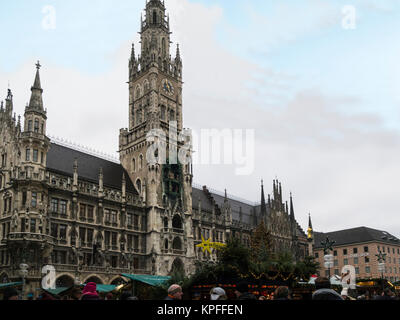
[273, 286, 290, 300]
[80, 282, 101, 300]
[312, 277, 343, 300]
[235, 281, 257, 300]
[374, 289, 397, 300]
[3, 287, 19, 300]
[70, 287, 82, 300]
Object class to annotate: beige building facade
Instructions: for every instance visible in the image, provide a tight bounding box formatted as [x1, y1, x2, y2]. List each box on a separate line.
[314, 227, 400, 282]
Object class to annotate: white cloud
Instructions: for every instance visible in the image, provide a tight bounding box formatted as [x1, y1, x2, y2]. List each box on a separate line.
[1, 0, 399, 237]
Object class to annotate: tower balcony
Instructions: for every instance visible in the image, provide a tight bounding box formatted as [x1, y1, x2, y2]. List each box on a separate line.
[21, 131, 49, 142]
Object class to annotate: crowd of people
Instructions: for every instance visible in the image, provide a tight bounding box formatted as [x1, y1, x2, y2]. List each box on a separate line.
[163, 277, 399, 301]
[1, 278, 399, 301]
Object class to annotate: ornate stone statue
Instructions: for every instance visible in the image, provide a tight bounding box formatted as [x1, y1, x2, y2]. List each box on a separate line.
[11, 210, 18, 230]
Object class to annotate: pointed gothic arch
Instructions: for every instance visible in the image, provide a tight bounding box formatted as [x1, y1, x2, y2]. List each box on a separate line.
[172, 237, 182, 250]
[136, 179, 142, 195]
[132, 157, 136, 173]
[135, 85, 142, 100]
[170, 258, 184, 275]
[172, 215, 182, 230]
[153, 10, 157, 24]
[144, 79, 150, 92]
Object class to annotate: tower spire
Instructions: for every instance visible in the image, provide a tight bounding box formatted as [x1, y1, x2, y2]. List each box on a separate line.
[290, 192, 295, 220]
[307, 213, 314, 241]
[27, 61, 44, 112]
[261, 180, 267, 217]
[5, 88, 13, 118]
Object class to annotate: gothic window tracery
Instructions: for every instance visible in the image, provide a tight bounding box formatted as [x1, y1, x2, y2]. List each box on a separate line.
[136, 179, 142, 195]
[144, 81, 150, 93]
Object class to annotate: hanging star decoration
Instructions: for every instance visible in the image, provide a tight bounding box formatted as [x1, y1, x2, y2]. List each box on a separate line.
[375, 250, 386, 263]
[321, 237, 336, 255]
[196, 236, 226, 254]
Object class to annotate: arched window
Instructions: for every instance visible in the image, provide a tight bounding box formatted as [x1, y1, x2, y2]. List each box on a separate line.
[153, 10, 157, 24]
[34, 119, 39, 133]
[136, 179, 142, 195]
[132, 158, 136, 172]
[164, 217, 168, 229]
[162, 38, 166, 56]
[161, 106, 166, 121]
[172, 215, 183, 230]
[171, 258, 184, 275]
[164, 239, 168, 250]
[172, 237, 182, 250]
[144, 80, 150, 92]
[135, 85, 141, 100]
[169, 110, 175, 121]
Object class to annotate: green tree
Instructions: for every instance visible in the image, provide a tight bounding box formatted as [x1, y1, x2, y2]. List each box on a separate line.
[294, 256, 319, 280]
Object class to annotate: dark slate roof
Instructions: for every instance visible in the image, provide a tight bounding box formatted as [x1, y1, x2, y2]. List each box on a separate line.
[212, 192, 255, 225]
[46, 143, 137, 194]
[314, 227, 400, 249]
[192, 187, 215, 213]
[192, 187, 256, 225]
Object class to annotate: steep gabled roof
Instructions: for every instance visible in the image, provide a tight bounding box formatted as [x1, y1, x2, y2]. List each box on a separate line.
[46, 143, 137, 194]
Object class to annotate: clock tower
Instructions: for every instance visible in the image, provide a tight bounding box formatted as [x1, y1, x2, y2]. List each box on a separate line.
[119, 0, 194, 276]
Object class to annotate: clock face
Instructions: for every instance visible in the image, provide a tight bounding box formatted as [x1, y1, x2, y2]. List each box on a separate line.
[162, 79, 174, 96]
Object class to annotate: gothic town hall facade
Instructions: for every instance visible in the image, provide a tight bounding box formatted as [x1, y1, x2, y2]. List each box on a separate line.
[0, 0, 309, 292]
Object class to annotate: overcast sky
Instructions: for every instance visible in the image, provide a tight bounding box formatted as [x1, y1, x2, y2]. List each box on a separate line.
[0, 0, 399, 237]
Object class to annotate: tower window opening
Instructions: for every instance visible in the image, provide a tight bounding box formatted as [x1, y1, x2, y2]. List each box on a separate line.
[34, 119, 39, 133]
[153, 11, 157, 24]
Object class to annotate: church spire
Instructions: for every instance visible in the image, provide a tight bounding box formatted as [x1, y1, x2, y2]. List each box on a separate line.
[176, 44, 181, 61]
[307, 213, 314, 241]
[27, 61, 44, 112]
[261, 180, 267, 217]
[5, 88, 13, 119]
[290, 192, 295, 220]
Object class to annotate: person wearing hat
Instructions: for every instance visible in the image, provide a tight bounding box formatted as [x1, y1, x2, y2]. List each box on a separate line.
[210, 287, 227, 301]
[81, 282, 100, 300]
[165, 284, 183, 300]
